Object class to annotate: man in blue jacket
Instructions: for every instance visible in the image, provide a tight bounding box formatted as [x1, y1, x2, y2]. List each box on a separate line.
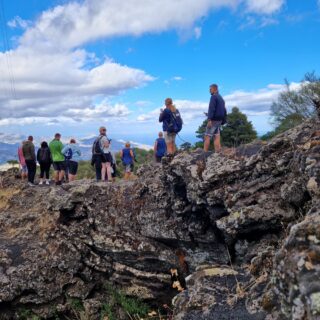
[204, 84, 226, 152]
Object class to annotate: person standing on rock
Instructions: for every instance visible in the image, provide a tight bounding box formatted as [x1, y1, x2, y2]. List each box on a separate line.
[120, 142, 135, 180]
[204, 84, 227, 153]
[22, 136, 37, 186]
[62, 139, 81, 182]
[154, 132, 167, 162]
[49, 133, 65, 186]
[92, 126, 112, 182]
[18, 142, 28, 180]
[159, 98, 183, 156]
[37, 141, 52, 185]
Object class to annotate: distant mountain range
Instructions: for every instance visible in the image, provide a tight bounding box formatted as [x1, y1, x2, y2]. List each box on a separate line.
[0, 134, 152, 165]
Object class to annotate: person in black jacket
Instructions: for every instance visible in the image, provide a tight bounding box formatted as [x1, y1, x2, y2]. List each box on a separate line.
[204, 84, 227, 152]
[37, 141, 52, 185]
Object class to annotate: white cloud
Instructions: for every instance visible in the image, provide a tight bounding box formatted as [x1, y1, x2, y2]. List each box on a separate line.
[245, 0, 285, 14]
[260, 17, 279, 27]
[19, 0, 285, 51]
[7, 16, 31, 29]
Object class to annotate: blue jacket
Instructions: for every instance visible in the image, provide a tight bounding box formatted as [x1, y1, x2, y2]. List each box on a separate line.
[207, 93, 226, 121]
[122, 148, 134, 165]
[159, 108, 172, 131]
[156, 138, 166, 157]
[62, 143, 82, 162]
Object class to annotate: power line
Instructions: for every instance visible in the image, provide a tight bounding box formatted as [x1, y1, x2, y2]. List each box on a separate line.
[0, 0, 17, 102]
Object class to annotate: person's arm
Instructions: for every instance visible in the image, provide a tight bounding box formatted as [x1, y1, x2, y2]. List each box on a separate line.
[159, 109, 165, 122]
[207, 95, 217, 120]
[120, 150, 123, 159]
[36, 149, 40, 162]
[18, 148, 22, 163]
[130, 149, 134, 159]
[31, 144, 36, 161]
[154, 140, 158, 153]
[61, 145, 67, 155]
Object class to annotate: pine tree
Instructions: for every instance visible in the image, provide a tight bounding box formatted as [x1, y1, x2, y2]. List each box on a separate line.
[194, 107, 257, 148]
[221, 107, 257, 147]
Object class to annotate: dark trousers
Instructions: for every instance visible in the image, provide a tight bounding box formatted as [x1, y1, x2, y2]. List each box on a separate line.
[94, 154, 103, 180]
[39, 162, 51, 179]
[25, 160, 36, 183]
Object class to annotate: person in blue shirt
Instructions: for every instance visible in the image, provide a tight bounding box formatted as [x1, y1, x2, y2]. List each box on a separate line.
[120, 142, 134, 180]
[204, 84, 227, 152]
[159, 97, 177, 156]
[154, 132, 167, 163]
[62, 139, 81, 182]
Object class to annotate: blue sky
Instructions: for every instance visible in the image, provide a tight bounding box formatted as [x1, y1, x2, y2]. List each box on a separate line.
[0, 0, 319, 145]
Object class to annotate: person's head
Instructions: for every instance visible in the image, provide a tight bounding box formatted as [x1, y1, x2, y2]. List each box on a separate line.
[41, 141, 48, 148]
[70, 138, 76, 144]
[158, 132, 163, 138]
[125, 142, 131, 148]
[165, 97, 176, 112]
[210, 84, 218, 95]
[54, 133, 61, 140]
[28, 135, 33, 142]
[99, 126, 106, 135]
[165, 98, 172, 108]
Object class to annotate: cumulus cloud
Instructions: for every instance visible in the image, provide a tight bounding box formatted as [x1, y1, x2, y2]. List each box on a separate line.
[19, 0, 282, 50]
[0, 0, 287, 127]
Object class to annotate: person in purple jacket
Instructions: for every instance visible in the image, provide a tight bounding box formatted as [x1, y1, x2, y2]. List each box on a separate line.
[204, 84, 227, 153]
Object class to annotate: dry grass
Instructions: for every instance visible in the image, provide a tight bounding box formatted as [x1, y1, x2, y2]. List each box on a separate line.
[0, 188, 20, 210]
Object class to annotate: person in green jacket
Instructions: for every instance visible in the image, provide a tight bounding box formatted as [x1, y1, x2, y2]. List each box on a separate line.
[49, 133, 65, 185]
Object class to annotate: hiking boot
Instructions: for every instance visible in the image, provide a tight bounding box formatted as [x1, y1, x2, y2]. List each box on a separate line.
[45, 180, 50, 185]
[28, 182, 36, 187]
[39, 181, 43, 185]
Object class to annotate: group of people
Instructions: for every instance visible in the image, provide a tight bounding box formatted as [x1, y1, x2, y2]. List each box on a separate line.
[17, 83, 226, 186]
[156, 84, 226, 157]
[18, 133, 82, 186]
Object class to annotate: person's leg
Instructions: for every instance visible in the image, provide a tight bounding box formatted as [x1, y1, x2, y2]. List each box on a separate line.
[30, 161, 36, 184]
[204, 135, 211, 152]
[95, 155, 102, 181]
[25, 160, 32, 183]
[45, 163, 50, 180]
[168, 142, 175, 155]
[54, 171, 59, 183]
[68, 161, 78, 181]
[172, 135, 177, 154]
[59, 170, 65, 183]
[101, 159, 107, 181]
[64, 160, 69, 182]
[39, 163, 45, 184]
[106, 162, 112, 181]
[214, 134, 221, 153]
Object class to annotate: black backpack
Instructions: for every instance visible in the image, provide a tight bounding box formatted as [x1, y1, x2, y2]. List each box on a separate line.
[39, 148, 50, 162]
[92, 136, 103, 155]
[167, 109, 183, 133]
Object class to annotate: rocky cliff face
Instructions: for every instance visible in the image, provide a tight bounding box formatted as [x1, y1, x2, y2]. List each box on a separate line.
[0, 119, 319, 320]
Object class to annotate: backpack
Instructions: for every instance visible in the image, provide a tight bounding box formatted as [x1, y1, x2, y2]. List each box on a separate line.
[92, 136, 103, 155]
[64, 147, 73, 160]
[39, 148, 50, 162]
[167, 109, 183, 133]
